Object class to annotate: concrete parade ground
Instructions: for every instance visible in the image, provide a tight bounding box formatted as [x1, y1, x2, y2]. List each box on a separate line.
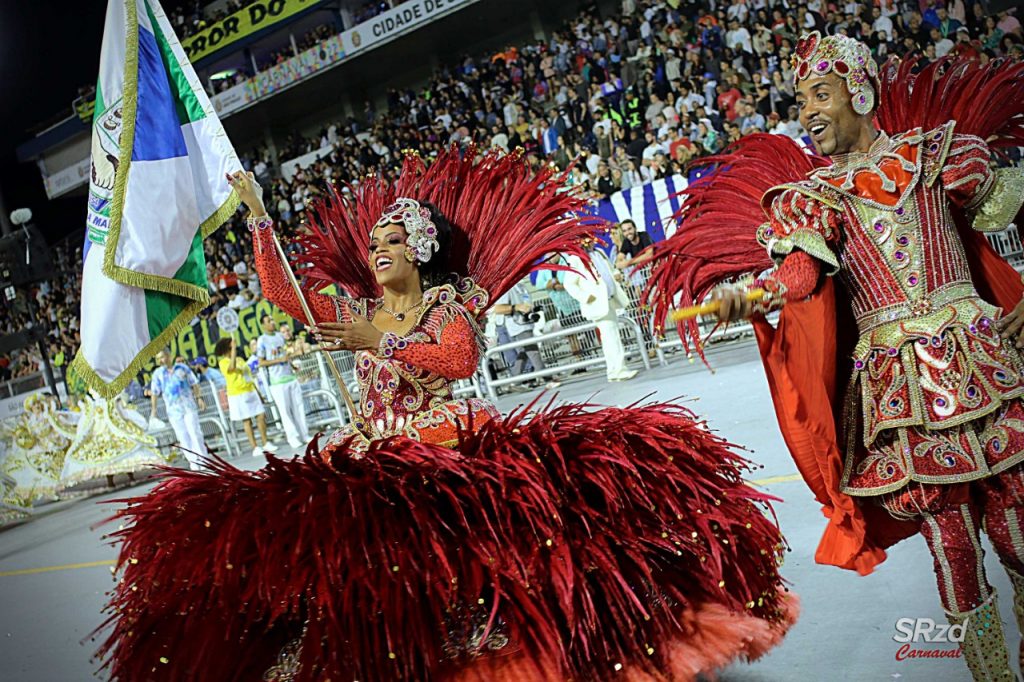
[0, 339, 993, 681]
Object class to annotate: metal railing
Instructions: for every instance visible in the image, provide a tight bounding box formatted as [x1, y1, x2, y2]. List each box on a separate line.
[479, 314, 652, 400]
[0, 366, 67, 400]
[987, 225, 1024, 269]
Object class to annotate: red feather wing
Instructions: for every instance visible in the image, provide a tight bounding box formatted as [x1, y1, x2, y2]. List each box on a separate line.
[645, 134, 828, 354]
[876, 56, 1024, 148]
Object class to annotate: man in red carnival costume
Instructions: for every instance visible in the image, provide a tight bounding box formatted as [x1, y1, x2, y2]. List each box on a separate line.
[648, 32, 1024, 680]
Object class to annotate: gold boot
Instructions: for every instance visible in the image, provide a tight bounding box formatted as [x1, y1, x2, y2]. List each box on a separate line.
[1006, 568, 1024, 671]
[947, 590, 1016, 681]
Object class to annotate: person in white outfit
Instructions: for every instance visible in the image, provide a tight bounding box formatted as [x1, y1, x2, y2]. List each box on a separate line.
[563, 241, 638, 382]
[256, 316, 310, 449]
[150, 347, 207, 470]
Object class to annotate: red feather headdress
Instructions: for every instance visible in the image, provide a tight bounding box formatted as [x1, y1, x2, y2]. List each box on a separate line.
[295, 145, 599, 314]
[875, 55, 1024, 149]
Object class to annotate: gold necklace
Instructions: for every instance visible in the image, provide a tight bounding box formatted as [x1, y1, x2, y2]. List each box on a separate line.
[378, 300, 423, 322]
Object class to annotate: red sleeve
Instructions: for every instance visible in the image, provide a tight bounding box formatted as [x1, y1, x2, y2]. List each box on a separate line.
[380, 315, 479, 380]
[251, 222, 336, 324]
[940, 134, 994, 210]
[755, 251, 821, 313]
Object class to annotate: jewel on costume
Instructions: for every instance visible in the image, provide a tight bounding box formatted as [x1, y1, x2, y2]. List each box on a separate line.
[374, 197, 440, 264]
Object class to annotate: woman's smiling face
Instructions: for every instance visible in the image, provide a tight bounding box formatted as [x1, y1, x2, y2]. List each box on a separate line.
[368, 223, 417, 287]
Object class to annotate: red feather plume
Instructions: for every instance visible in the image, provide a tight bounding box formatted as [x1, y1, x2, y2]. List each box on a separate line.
[96, 400, 796, 681]
[295, 146, 599, 310]
[876, 55, 1024, 148]
[644, 134, 829, 355]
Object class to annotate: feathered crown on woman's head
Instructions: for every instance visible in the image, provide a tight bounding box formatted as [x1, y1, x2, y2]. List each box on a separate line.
[296, 145, 601, 311]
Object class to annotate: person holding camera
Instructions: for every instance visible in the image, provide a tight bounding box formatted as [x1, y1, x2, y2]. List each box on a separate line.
[491, 279, 550, 388]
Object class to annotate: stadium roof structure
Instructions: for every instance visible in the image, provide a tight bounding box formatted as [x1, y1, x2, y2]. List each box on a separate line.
[18, 0, 556, 202]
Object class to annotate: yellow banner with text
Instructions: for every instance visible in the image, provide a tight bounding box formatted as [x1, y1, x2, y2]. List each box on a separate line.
[181, 0, 322, 62]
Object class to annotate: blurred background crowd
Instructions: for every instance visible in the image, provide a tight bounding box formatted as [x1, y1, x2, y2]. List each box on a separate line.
[2, 0, 1021, 391]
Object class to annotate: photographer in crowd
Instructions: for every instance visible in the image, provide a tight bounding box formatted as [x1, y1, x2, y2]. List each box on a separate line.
[491, 278, 557, 390]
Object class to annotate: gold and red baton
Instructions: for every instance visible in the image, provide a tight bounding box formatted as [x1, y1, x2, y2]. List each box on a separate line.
[670, 288, 766, 322]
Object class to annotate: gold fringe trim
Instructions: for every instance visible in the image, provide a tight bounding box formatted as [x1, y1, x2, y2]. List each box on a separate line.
[100, 0, 140, 288]
[201, 192, 241, 239]
[70, 297, 208, 399]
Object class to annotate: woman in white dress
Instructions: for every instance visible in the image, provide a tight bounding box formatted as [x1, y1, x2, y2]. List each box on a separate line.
[0, 393, 77, 511]
[60, 392, 169, 489]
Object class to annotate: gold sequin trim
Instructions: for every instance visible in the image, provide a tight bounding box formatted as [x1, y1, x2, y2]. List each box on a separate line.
[971, 167, 1024, 233]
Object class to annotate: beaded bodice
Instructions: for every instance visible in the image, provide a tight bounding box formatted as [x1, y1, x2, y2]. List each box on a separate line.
[338, 285, 491, 442]
[815, 128, 978, 335]
[354, 303, 455, 439]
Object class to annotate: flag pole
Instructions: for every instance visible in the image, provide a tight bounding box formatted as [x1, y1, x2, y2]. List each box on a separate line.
[270, 233, 360, 424]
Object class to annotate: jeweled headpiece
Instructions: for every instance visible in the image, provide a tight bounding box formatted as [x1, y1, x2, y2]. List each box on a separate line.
[374, 197, 439, 264]
[793, 31, 878, 116]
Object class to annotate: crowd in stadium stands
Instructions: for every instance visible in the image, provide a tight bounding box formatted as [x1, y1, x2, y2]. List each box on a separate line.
[247, 0, 1023, 216]
[353, 1, 402, 26]
[0, 240, 82, 383]
[3, 0, 1022, 389]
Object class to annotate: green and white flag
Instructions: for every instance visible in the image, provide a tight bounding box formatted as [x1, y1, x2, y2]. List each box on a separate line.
[71, 0, 240, 397]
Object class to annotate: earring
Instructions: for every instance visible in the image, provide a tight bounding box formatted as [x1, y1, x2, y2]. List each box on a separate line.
[852, 86, 874, 116]
[404, 249, 416, 263]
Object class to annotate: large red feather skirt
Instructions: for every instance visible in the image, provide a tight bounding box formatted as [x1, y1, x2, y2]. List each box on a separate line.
[96, 400, 798, 681]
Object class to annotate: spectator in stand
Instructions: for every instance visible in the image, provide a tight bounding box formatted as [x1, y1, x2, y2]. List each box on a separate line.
[736, 100, 766, 135]
[256, 315, 309, 450]
[998, 10, 1022, 37]
[615, 219, 654, 277]
[930, 27, 955, 57]
[716, 81, 743, 122]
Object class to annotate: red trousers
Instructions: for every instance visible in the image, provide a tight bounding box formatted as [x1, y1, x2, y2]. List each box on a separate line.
[881, 464, 1024, 613]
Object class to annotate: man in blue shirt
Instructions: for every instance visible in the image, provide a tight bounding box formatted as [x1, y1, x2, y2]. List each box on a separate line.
[150, 347, 207, 470]
[191, 357, 227, 388]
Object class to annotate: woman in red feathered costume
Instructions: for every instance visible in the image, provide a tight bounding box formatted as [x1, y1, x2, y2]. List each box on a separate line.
[646, 33, 1024, 681]
[97, 147, 798, 682]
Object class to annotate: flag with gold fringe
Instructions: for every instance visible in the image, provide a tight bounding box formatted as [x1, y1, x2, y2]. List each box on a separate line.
[71, 0, 240, 397]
